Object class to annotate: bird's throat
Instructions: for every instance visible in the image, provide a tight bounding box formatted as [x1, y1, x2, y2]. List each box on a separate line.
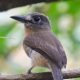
[25, 28, 34, 37]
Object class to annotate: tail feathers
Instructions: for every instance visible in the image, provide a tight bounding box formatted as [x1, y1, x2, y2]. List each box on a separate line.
[49, 63, 63, 80]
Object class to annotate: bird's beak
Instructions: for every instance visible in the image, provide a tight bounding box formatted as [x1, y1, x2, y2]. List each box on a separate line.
[10, 16, 27, 23]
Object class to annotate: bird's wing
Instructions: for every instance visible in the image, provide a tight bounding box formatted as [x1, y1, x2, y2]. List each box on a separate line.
[24, 34, 66, 68]
[50, 33, 67, 68]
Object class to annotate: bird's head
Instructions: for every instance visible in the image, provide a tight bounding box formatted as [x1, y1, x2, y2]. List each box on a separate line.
[11, 12, 51, 32]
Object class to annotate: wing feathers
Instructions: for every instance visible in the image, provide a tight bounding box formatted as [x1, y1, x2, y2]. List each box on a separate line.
[24, 35, 65, 68]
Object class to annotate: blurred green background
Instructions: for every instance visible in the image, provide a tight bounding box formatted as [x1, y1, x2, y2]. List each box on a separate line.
[0, 1, 80, 80]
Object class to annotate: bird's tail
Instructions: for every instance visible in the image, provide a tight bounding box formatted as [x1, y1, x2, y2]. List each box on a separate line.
[49, 62, 63, 80]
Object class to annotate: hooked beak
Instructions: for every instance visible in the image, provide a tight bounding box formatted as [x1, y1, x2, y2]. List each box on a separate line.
[10, 15, 32, 23]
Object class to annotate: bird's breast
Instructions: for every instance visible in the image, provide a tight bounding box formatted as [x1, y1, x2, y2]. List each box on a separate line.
[23, 41, 48, 67]
[29, 50, 48, 67]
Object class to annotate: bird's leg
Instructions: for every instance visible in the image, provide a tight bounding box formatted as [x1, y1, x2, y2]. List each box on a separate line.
[27, 67, 33, 74]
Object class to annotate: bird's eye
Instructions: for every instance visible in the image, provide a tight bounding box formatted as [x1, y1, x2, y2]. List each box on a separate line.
[33, 16, 41, 23]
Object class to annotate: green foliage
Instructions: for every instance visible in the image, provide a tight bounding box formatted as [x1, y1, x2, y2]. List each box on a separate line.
[0, 22, 16, 57]
[31, 67, 50, 73]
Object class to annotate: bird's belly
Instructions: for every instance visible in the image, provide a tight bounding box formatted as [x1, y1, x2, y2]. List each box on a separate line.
[30, 50, 48, 67]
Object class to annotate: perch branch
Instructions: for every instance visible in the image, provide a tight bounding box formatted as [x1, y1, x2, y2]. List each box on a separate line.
[0, 68, 80, 80]
[0, 0, 60, 11]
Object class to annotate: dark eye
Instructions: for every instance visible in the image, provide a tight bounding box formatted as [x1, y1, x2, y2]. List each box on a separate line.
[33, 16, 41, 23]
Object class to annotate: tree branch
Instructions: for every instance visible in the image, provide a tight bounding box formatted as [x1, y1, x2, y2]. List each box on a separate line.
[0, 0, 59, 11]
[0, 68, 80, 80]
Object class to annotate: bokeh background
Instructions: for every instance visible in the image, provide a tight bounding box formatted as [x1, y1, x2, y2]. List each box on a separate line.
[0, 1, 80, 80]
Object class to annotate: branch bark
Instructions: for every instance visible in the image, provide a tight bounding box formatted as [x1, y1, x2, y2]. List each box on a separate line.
[0, 68, 80, 80]
[0, 0, 59, 11]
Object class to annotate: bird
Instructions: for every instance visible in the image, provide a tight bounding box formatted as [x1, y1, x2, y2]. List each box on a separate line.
[11, 12, 67, 80]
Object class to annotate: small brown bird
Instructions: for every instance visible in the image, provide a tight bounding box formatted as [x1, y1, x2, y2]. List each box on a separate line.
[11, 12, 67, 80]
